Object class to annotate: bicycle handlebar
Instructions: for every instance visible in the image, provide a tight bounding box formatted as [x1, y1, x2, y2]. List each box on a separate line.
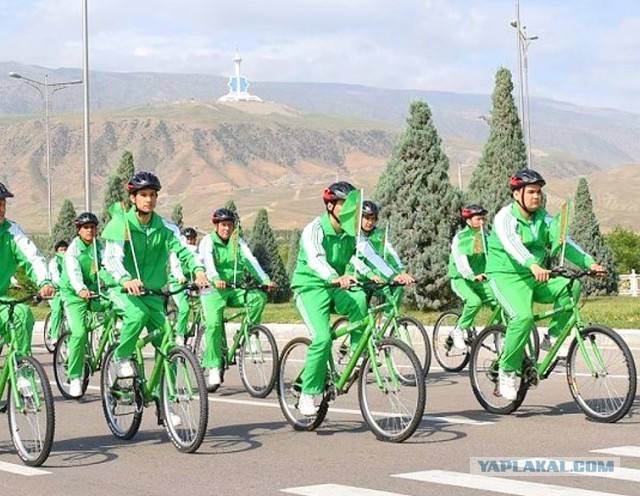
[0, 293, 47, 306]
[549, 267, 606, 279]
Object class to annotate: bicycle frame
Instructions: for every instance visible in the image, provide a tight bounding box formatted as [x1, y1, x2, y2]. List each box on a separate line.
[86, 311, 117, 373]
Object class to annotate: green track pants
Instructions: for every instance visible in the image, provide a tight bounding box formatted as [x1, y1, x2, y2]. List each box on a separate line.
[0, 300, 34, 357]
[450, 278, 495, 330]
[49, 294, 65, 341]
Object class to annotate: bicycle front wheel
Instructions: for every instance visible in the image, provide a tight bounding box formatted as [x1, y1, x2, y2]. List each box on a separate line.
[566, 326, 637, 423]
[358, 338, 425, 442]
[239, 325, 278, 398]
[432, 311, 471, 372]
[277, 337, 328, 431]
[161, 346, 208, 453]
[393, 317, 431, 377]
[100, 345, 143, 440]
[469, 325, 527, 415]
[8, 356, 55, 467]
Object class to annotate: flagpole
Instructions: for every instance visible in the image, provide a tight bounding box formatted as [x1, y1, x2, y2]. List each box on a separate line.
[125, 218, 142, 281]
[232, 220, 239, 285]
[480, 224, 488, 256]
[93, 237, 102, 294]
[558, 199, 570, 267]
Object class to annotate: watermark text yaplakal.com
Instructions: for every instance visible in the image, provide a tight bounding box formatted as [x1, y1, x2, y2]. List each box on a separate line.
[470, 457, 619, 477]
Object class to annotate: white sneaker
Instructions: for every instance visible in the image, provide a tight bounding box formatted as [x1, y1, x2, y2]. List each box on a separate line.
[115, 359, 135, 378]
[298, 393, 318, 416]
[450, 328, 467, 350]
[69, 378, 83, 398]
[540, 334, 555, 351]
[167, 407, 182, 427]
[499, 369, 518, 401]
[16, 376, 33, 397]
[175, 335, 185, 347]
[208, 368, 222, 388]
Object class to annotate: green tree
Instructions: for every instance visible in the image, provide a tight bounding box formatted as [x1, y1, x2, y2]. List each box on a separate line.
[374, 100, 462, 310]
[224, 199, 238, 215]
[171, 203, 184, 229]
[605, 227, 640, 274]
[101, 150, 135, 224]
[51, 199, 77, 249]
[250, 209, 291, 303]
[466, 67, 526, 220]
[286, 229, 302, 278]
[568, 178, 617, 295]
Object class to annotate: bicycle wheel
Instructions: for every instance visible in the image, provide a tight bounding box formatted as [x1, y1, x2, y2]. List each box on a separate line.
[53, 331, 91, 399]
[277, 337, 328, 431]
[8, 356, 55, 467]
[100, 345, 143, 440]
[432, 310, 471, 372]
[469, 325, 527, 415]
[161, 346, 208, 453]
[43, 313, 55, 353]
[566, 326, 637, 423]
[239, 324, 278, 398]
[192, 326, 206, 366]
[358, 338, 426, 443]
[330, 317, 351, 377]
[392, 316, 431, 377]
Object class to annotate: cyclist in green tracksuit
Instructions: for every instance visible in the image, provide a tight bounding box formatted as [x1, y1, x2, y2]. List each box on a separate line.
[291, 181, 368, 416]
[448, 204, 494, 350]
[198, 208, 275, 388]
[168, 227, 199, 346]
[101, 172, 208, 379]
[47, 239, 68, 346]
[59, 212, 112, 398]
[0, 182, 54, 357]
[486, 169, 603, 401]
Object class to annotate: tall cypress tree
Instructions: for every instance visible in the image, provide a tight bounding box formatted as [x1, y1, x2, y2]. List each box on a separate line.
[101, 150, 135, 224]
[466, 68, 526, 220]
[569, 178, 618, 295]
[171, 203, 184, 229]
[224, 199, 238, 215]
[51, 199, 77, 248]
[250, 209, 291, 303]
[286, 229, 302, 278]
[374, 100, 462, 310]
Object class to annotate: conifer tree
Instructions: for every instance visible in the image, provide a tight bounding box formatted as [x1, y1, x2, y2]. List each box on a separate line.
[171, 203, 184, 229]
[466, 68, 527, 220]
[101, 150, 135, 224]
[224, 199, 238, 215]
[250, 209, 291, 303]
[286, 229, 302, 278]
[569, 178, 618, 295]
[51, 199, 77, 249]
[374, 100, 462, 310]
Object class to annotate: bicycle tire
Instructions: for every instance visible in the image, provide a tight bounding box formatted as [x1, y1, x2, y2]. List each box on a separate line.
[43, 312, 56, 353]
[393, 316, 431, 377]
[566, 325, 637, 423]
[277, 337, 328, 431]
[358, 338, 426, 442]
[432, 310, 472, 372]
[100, 344, 143, 440]
[239, 324, 278, 398]
[8, 356, 55, 467]
[53, 331, 91, 399]
[161, 346, 208, 453]
[469, 325, 527, 415]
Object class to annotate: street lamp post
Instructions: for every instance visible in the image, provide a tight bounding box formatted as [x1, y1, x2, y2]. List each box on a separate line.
[9, 72, 82, 236]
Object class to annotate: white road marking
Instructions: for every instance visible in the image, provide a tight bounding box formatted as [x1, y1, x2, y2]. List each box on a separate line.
[0, 461, 51, 476]
[282, 483, 408, 496]
[591, 446, 640, 458]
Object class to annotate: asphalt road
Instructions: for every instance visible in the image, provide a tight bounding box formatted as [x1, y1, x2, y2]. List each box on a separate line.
[1, 331, 639, 496]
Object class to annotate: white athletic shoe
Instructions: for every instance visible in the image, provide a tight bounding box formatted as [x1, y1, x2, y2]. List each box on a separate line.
[16, 376, 33, 397]
[167, 407, 182, 427]
[298, 393, 319, 416]
[540, 334, 555, 351]
[175, 335, 185, 347]
[69, 378, 83, 398]
[450, 328, 467, 350]
[208, 368, 222, 388]
[115, 359, 135, 378]
[499, 369, 518, 401]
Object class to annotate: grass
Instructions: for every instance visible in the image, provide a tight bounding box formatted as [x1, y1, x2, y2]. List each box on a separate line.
[27, 294, 640, 329]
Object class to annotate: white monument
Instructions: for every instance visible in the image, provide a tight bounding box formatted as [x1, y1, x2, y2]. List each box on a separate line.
[217, 50, 262, 103]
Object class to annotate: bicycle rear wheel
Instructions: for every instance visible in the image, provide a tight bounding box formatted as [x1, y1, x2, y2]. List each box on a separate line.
[239, 325, 278, 398]
[469, 325, 527, 414]
[566, 326, 637, 423]
[8, 356, 55, 467]
[100, 345, 143, 440]
[358, 338, 425, 442]
[277, 337, 328, 431]
[432, 310, 471, 372]
[392, 316, 431, 377]
[161, 346, 208, 453]
[53, 331, 91, 399]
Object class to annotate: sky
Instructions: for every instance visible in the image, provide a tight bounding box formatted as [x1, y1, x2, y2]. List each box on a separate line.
[0, 0, 638, 112]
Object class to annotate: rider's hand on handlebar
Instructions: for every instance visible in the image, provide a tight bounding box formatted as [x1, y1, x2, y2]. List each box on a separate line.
[39, 284, 55, 298]
[530, 263, 551, 282]
[265, 280, 278, 291]
[369, 275, 384, 284]
[78, 289, 93, 301]
[590, 263, 606, 277]
[214, 279, 227, 290]
[194, 271, 209, 289]
[394, 272, 415, 286]
[332, 274, 358, 289]
[123, 279, 144, 296]
[474, 273, 487, 282]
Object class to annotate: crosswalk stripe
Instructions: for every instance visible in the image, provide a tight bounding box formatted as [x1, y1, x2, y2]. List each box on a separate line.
[393, 470, 626, 496]
[0, 461, 50, 476]
[591, 446, 640, 458]
[282, 483, 408, 496]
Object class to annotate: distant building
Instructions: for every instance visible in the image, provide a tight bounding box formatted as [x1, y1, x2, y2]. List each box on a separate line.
[217, 50, 262, 103]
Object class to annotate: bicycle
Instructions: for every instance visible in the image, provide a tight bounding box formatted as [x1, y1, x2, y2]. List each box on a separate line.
[42, 301, 67, 353]
[330, 282, 431, 378]
[191, 281, 278, 398]
[433, 302, 540, 372]
[469, 267, 637, 423]
[0, 294, 55, 466]
[278, 282, 426, 443]
[100, 284, 208, 453]
[53, 294, 118, 399]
